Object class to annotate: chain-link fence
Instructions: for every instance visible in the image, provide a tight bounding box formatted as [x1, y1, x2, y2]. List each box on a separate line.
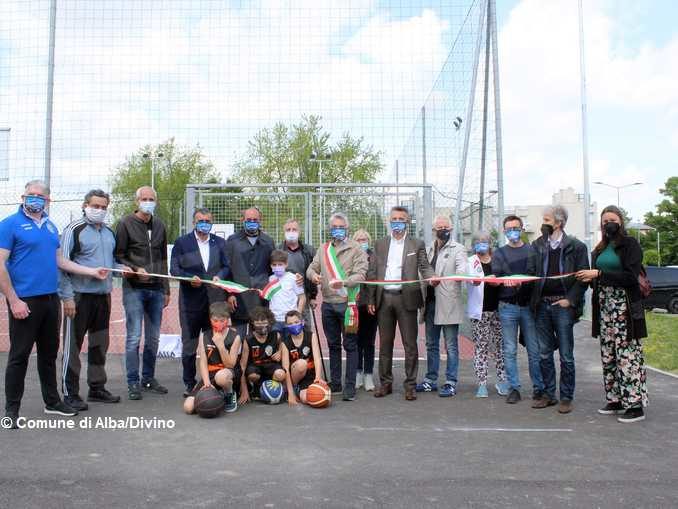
[186, 183, 435, 248]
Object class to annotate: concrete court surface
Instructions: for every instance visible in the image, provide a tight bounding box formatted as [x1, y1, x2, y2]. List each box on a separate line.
[1, 322, 677, 509]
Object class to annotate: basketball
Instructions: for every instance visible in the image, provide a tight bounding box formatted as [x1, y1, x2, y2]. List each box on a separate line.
[260, 379, 285, 404]
[306, 380, 331, 408]
[194, 386, 225, 418]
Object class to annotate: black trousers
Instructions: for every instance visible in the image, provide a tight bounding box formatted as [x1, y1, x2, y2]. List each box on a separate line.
[5, 293, 61, 413]
[61, 293, 111, 397]
[179, 301, 210, 388]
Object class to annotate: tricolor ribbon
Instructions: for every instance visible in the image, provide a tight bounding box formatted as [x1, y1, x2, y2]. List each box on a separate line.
[259, 278, 283, 300]
[108, 268, 252, 294]
[323, 242, 360, 334]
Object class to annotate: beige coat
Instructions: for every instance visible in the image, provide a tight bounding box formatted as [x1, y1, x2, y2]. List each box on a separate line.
[422, 239, 468, 325]
[307, 239, 368, 304]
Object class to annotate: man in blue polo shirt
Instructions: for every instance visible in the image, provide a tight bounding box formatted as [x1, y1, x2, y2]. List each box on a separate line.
[0, 180, 108, 429]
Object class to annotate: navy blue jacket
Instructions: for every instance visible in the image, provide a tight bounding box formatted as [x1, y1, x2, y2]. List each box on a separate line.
[170, 232, 231, 311]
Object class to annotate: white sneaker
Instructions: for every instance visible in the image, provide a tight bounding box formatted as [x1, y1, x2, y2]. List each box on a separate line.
[364, 373, 375, 392]
[356, 371, 364, 389]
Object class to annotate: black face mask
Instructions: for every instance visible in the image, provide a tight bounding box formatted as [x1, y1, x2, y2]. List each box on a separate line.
[436, 229, 451, 242]
[254, 325, 269, 336]
[540, 224, 554, 238]
[603, 222, 621, 239]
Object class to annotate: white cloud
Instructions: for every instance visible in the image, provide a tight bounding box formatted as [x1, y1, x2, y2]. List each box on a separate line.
[498, 0, 677, 223]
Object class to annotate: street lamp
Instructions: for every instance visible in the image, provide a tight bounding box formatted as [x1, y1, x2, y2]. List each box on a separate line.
[143, 151, 165, 190]
[309, 151, 331, 239]
[593, 181, 643, 207]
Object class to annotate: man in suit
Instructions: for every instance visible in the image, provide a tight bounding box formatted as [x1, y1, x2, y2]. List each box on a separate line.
[170, 208, 231, 396]
[368, 206, 436, 401]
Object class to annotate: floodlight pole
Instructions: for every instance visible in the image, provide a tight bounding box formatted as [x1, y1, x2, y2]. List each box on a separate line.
[578, 0, 592, 251]
[44, 0, 57, 189]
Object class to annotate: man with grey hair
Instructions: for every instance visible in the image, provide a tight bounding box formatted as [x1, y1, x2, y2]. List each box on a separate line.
[114, 185, 170, 401]
[530, 204, 589, 414]
[59, 188, 131, 411]
[1, 180, 108, 428]
[415, 214, 466, 398]
[307, 212, 367, 400]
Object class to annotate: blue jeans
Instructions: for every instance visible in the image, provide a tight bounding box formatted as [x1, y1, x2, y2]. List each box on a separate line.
[321, 302, 358, 391]
[423, 304, 460, 385]
[536, 302, 576, 400]
[123, 287, 164, 385]
[498, 301, 543, 393]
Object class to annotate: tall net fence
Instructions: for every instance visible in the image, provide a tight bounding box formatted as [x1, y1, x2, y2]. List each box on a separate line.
[1, 0, 493, 354]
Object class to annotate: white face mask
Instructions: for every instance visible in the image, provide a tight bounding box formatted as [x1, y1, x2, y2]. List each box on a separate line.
[139, 201, 156, 215]
[285, 231, 299, 243]
[84, 207, 107, 224]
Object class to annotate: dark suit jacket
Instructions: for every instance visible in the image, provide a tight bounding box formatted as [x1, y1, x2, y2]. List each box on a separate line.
[170, 232, 231, 312]
[367, 235, 434, 311]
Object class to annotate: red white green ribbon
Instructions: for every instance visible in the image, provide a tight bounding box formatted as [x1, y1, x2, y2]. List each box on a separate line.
[109, 268, 252, 294]
[259, 278, 283, 300]
[353, 273, 576, 286]
[323, 242, 360, 332]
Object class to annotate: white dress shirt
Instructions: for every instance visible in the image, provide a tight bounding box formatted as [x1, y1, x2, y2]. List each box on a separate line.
[549, 230, 564, 250]
[384, 234, 406, 290]
[195, 231, 210, 271]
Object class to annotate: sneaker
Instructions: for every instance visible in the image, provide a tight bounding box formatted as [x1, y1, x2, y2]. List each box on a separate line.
[142, 378, 168, 394]
[475, 384, 489, 398]
[128, 383, 143, 400]
[4, 411, 19, 429]
[495, 382, 510, 396]
[44, 401, 78, 416]
[532, 397, 558, 409]
[415, 381, 437, 393]
[87, 389, 120, 404]
[182, 383, 196, 398]
[356, 371, 364, 389]
[224, 392, 238, 413]
[439, 383, 456, 397]
[597, 401, 624, 415]
[617, 407, 645, 423]
[363, 373, 375, 392]
[342, 389, 356, 401]
[64, 395, 89, 411]
[506, 389, 521, 404]
[330, 383, 343, 394]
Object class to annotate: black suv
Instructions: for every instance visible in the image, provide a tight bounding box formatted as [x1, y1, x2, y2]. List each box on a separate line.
[645, 266, 678, 314]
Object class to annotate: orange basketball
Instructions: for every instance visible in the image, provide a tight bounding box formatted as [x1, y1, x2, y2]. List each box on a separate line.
[306, 381, 331, 408]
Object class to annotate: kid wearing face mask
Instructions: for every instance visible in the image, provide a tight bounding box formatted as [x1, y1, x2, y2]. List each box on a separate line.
[183, 302, 242, 415]
[239, 307, 285, 405]
[281, 310, 325, 406]
[267, 250, 306, 336]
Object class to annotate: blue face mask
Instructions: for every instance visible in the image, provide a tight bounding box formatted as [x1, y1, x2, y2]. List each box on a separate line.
[390, 221, 407, 233]
[138, 200, 156, 215]
[474, 242, 490, 254]
[330, 227, 346, 241]
[360, 242, 369, 252]
[244, 220, 259, 235]
[24, 195, 46, 214]
[286, 322, 304, 336]
[505, 229, 521, 243]
[195, 220, 212, 234]
[272, 266, 286, 278]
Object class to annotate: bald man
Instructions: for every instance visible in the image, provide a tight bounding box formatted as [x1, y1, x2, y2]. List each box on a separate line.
[223, 207, 275, 339]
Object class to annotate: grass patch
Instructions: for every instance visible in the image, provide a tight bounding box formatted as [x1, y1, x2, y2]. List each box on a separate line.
[644, 312, 678, 373]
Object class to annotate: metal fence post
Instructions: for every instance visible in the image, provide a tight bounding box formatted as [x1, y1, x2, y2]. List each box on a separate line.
[304, 191, 313, 245]
[423, 184, 433, 247]
[184, 186, 196, 235]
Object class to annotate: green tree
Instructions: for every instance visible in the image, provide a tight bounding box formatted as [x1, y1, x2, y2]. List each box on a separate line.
[642, 177, 678, 266]
[111, 138, 220, 242]
[231, 115, 384, 244]
[232, 115, 382, 188]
